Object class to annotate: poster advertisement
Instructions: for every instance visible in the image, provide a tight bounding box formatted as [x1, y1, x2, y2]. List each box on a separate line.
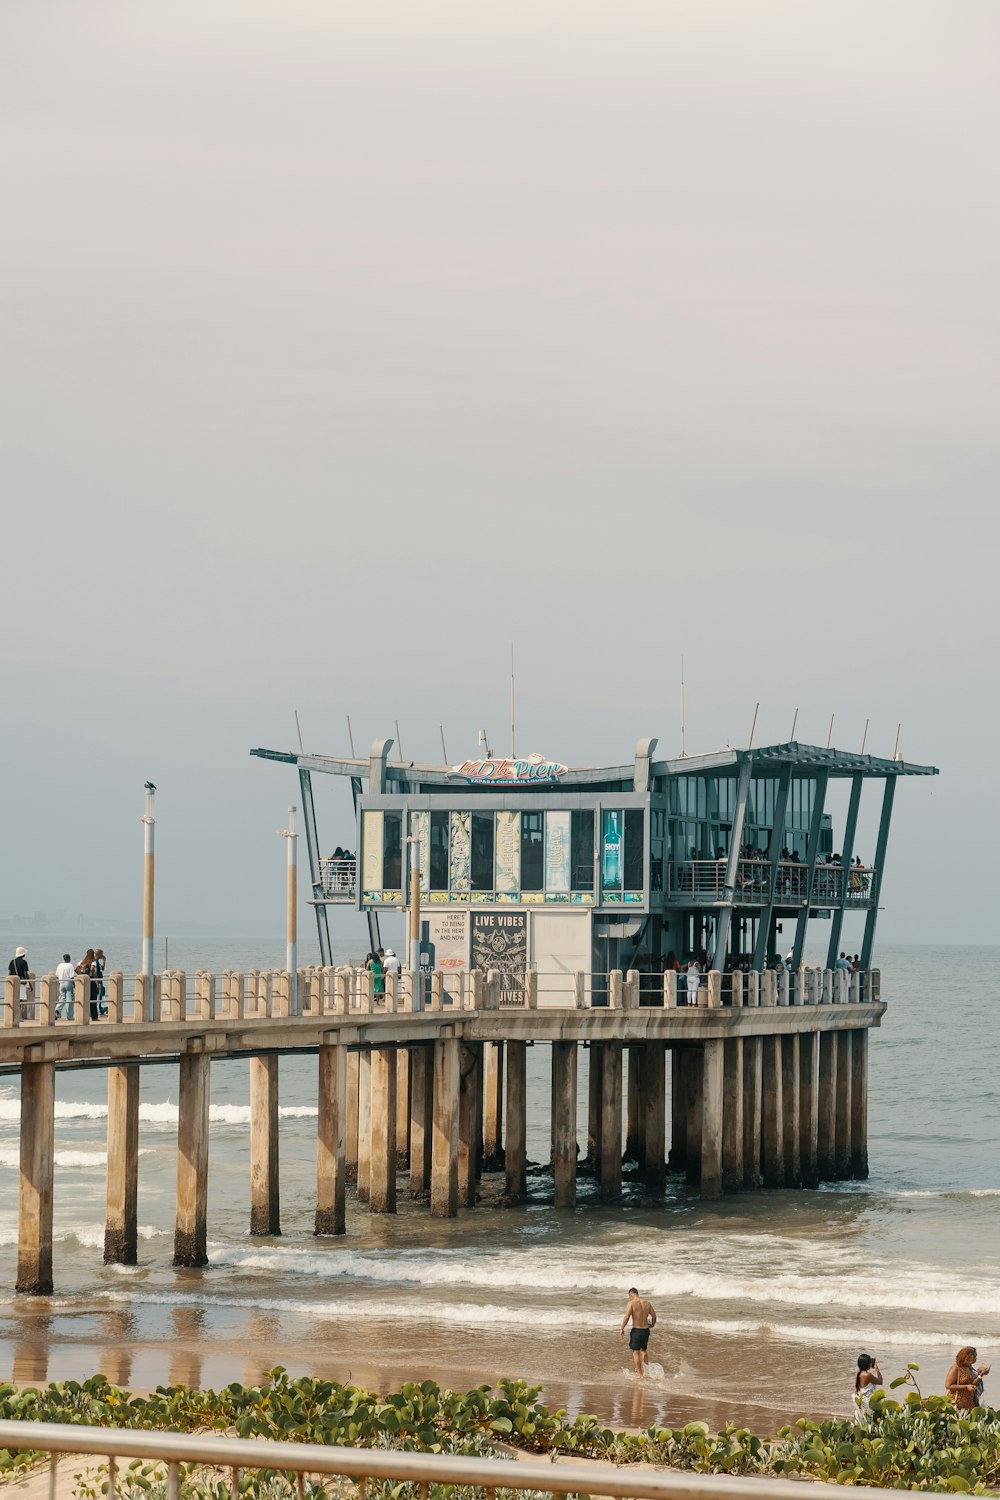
[602, 810, 622, 890]
[361, 811, 383, 891]
[471, 912, 526, 1006]
[449, 811, 470, 894]
[545, 810, 571, 892]
[422, 911, 469, 972]
[495, 810, 520, 893]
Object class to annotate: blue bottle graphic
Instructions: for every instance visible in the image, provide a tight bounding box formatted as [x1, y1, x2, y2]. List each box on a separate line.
[603, 811, 622, 890]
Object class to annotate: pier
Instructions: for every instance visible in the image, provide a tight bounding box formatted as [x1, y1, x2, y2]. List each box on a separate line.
[2, 962, 881, 1294]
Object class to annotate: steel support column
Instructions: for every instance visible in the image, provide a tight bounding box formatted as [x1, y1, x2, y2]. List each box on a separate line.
[826, 774, 863, 968]
[791, 770, 830, 969]
[860, 777, 896, 970]
[752, 766, 792, 971]
[298, 767, 331, 966]
[712, 758, 753, 971]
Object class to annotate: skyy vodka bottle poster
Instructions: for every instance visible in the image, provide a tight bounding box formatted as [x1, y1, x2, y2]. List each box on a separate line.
[602, 810, 622, 890]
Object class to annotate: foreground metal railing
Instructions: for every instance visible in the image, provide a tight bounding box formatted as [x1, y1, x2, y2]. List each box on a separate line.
[0, 1419, 850, 1500]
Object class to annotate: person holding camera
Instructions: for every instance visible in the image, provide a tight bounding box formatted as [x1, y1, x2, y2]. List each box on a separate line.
[854, 1353, 883, 1420]
[946, 1347, 989, 1411]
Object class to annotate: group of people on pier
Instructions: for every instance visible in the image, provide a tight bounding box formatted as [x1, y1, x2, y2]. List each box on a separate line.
[8, 945, 109, 1022]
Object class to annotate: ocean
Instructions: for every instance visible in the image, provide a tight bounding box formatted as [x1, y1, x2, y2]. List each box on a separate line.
[0, 938, 996, 1432]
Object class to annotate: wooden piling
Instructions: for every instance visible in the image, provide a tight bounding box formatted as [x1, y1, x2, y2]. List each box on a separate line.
[16, 1061, 55, 1294]
[722, 1038, 743, 1192]
[641, 1041, 666, 1183]
[395, 1049, 410, 1169]
[369, 1045, 398, 1213]
[834, 1030, 853, 1179]
[799, 1031, 820, 1188]
[408, 1046, 434, 1196]
[431, 1037, 460, 1217]
[780, 1035, 801, 1187]
[685, 1048, 702, 1185]
[483, 1042, 504, 1166]
[458, 1044, 481, 1208]
[551, 1041, 578, 1209]
[504, 1040, 527, 1203]
[817, 1031, 837, 1179]
[104, 1063, 140, 1264]
[587, 1041, 603, 1172]
[742, 1036, 762, 1188]
[250, 1056, 281, 1235]
[669, 1048, 687, 1171]
[315, 1043, 347, 1235]
[850, 1029, 869, 1179]
[625, 1046, 642, 1161]
[599, 1041, 623, 1200]
[761, 1037, 784, 1188]
[173, 1054, 210, 1267]
[356, 1050, 372, 1202]
[700, 1038, 724, 1199]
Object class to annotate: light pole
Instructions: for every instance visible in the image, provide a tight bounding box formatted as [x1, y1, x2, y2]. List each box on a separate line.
[141, 782, 156, 1021]
[404, 834, 422, 1011]
[282, 807, 298, 1016]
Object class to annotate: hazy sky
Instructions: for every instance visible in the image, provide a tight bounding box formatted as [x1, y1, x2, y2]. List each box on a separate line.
[3, 1, 997, 955]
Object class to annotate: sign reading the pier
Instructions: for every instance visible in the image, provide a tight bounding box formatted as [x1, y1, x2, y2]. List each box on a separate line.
[471, 911, 526, 1006]
[450, 755, 567, 784]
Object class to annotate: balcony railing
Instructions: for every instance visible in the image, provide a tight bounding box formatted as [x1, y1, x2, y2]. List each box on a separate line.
[665, 859, 877, 907]
[317, 857, 357, 900]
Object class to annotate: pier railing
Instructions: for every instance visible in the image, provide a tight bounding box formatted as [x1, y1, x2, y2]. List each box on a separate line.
[3, 963, 879, 1027]
[317, 855, 357, 899]
[666, 859, 877, 907]
[0, 1419, 856, 1500]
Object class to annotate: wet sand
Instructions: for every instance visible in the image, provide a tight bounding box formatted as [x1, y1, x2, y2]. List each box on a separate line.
[5, 1295, 854, 1436]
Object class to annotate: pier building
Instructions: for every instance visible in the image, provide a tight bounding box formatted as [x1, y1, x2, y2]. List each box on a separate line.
[250, 735, 935, 991]
[0, 735, 936, 1297]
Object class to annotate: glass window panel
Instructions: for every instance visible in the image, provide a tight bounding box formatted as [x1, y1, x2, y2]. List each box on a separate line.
[449, 812, 470, 893]
[624, 809, 645, 890]
[571, 811, 595, 891]
[382, 812, 402, 890]
[430, 811, 450, 891]
[521, 811, 544, 891]
[471, 812, 494, 892]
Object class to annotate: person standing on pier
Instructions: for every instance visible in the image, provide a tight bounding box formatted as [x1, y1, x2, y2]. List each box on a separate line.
[8, 947, 32, 1020]
[620, 1287, 657, 1377]
[55, 953, 76, 1019]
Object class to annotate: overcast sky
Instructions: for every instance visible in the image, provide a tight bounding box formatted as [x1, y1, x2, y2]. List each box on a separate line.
[2, 1, 996, 956]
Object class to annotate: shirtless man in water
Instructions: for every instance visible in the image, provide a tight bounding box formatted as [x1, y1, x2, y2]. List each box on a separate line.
[620, 1286, 657, 1377]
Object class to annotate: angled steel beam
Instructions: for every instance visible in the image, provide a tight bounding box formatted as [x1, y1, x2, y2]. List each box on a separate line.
[298, 768, 331, 966]
[826, 773, 863, 968]
[791, 770, 829, 969]
[751, 765, 791, 972]
[352, 775, 381, 953]
[860, 777, 896, 970]
[712, 758, 752, 971]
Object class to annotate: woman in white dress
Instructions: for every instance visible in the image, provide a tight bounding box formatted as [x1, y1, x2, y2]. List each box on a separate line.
[854, 1354, 883, 1421]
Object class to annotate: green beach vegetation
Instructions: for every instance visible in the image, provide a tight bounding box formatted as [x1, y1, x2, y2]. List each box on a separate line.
[1, 1366, 998, 1495]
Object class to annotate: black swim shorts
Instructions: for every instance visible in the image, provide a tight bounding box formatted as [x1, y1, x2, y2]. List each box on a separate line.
[629, 1328, 650, 1351]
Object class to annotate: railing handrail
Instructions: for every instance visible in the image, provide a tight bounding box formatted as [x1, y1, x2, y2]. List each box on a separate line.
[0, 1418, 852, 1500]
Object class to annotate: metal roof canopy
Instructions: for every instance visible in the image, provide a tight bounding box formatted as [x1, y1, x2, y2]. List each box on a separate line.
[250, 740, 937, 784]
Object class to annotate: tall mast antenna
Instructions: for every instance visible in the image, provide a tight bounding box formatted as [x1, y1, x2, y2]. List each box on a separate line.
[395, 719, 404, 760]
[826, 713, 835, 749]
[893, 723, 902, 760]
[789, 707, 799, 741]
[294, 710, 305, 756]
[860, 718, 869, 755]
[346, 715, 356, 758]
[510, 644, 516, 759]
[439, 725, 449, 764]
[748, 701, 759, 750]
[680, 656, 686, 757]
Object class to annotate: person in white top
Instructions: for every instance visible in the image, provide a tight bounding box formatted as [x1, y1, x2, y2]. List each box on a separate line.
[382, 948, 401, 975]
[684, 959, 701, 1007]
[56, 953, 76, 1020]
